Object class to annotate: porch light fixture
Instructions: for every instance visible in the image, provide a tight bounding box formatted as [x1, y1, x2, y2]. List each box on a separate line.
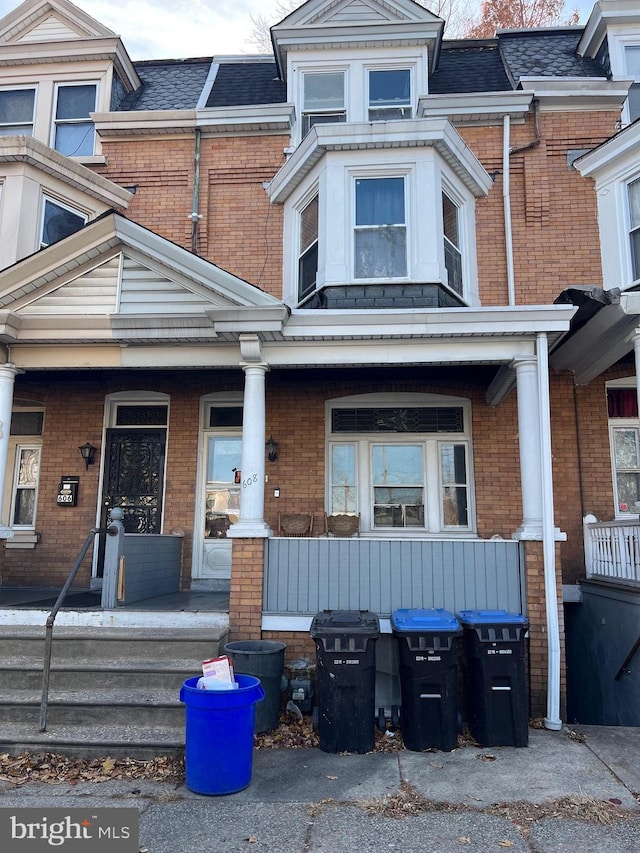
[266, 436, 279, 463]
[78, 442, 97, 470]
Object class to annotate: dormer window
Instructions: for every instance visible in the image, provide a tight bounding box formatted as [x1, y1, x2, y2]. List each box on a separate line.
[53, 83, 96, 157]
[368, 69, 411, 120]
[354, 176, 406, 279]
[626, 46, 640, 123]
[302, 71, 345, 138]
[630, 177, 640, 282]
[0, 88, 35, 136]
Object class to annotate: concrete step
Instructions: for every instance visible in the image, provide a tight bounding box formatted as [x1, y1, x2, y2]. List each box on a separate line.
[0, 688, 186, 727]
[0, 721, 185, 760]
[0, 659, 201, 690]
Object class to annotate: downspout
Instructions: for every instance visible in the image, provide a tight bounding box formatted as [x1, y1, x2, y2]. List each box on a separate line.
[189, 128, 202, 254]
[503, 115, 516, 306]
[537, 332, 562, 730]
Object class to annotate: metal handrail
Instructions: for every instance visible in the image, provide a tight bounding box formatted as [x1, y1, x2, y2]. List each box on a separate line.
[614, 634, 640, 682]
[39, 525, 117, 732]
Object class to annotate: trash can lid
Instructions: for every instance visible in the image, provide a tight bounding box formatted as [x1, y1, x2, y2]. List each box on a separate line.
[310, 609, 379, 637]
[457, 609, 528, 626]
[391, 608, 461, 633]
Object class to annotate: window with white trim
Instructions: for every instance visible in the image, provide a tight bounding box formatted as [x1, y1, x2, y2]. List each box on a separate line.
[608, 386, 640, 515]
[625, 45, 640, 123]
[298, 193, 318, 300]
[0, 88, 35, 136]
[40, 196, 87, 247]
[52, 83, 96, 157]
[443, 191, 463, 295]
[354, 176, 407, 279]
[328, 398, 473, 533]
[368, 68, 411, 120]
[629, 177, 640, 282]
[7, 410, 43, 532]
[301, 72, 345, 139]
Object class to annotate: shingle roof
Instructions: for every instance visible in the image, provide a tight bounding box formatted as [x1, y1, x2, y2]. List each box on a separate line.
[430, 44, 512, 94]
[120, 59, 213, 111]
[112, 28, 610, 113]
[497, 29, 606, 87]
[206, 62, 286, 108]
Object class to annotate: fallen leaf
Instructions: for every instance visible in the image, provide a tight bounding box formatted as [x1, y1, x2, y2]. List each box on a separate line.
[609, 798, 622, 805]
[428, 761, 443, 768]
[102, 758, 115, 774]
[499, 842, 513, 848]
[458, 837, 471, 844]
[477, 753, 496, 762]
[247, 836, 258, 843]
[326, 775, 338, 780]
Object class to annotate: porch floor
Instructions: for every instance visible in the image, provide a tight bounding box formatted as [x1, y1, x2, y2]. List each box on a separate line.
[0, 586, 230, 612]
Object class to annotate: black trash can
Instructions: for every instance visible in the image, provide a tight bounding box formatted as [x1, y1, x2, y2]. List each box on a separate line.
[391, 608, 462, 752]
[457, 609, 529, 747]
[310, 610, 379, 754]
[224, 640, 286, 734]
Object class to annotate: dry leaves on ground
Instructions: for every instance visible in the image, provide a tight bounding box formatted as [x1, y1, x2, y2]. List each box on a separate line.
[0, 752, 185, 786]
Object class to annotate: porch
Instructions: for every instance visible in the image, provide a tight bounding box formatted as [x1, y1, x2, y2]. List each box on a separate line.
[583, 515, 640, 585]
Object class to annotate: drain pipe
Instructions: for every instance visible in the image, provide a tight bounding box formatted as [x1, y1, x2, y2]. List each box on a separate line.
[537, 332, 562, 730]
[503, 114, 516, 307]
[189, 128, 202, 254]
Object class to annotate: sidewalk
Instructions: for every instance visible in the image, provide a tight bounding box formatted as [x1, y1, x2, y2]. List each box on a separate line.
[0, 725, 638, 852]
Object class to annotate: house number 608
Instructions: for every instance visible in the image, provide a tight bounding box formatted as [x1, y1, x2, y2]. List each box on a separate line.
[242, 473, 258, 488]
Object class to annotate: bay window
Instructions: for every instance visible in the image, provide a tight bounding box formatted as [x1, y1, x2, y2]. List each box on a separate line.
[298, 194, 318, 300]
[41, 196, 87, 247]
[0, 88, 35, 136]
[354, 176, 406, 278]
[443, 192, 463, 295]
[608, 386, 640, 515]
[625, 45, 640, 123]
[630, 177, 640, 282]
[328, 399, 473, 533]
[53, 83, 96, 156]
[302, 72, 345, 138]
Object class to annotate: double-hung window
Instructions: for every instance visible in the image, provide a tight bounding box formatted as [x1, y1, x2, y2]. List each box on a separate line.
[354, 176, 407, 279]
[0, 88, 35, 136]
[53, 83, 96, 156]
[8, 410, 43, 531]
[298, 194, 319, 300]
[608, 387, 640, 515]
[368, 69, 411, 120]
[625, 46, 640, 123]
[443, 192, 463, 295]
[40, 196, 87, 248]
[301, 72, 345, 138]
[630, 177, 640, 282]
[328, 401, 473, 533]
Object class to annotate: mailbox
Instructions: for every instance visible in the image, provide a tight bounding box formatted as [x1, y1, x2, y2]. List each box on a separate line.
[57, 476, 79, 506]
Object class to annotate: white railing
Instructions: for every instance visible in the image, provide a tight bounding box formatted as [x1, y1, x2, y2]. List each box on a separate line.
[583, 514, 640, 583]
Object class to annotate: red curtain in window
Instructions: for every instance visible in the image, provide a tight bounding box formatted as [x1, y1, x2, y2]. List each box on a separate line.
[607, 389, 639, 418]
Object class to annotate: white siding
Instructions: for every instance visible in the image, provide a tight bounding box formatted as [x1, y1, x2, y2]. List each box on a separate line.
[325, 1, 390, 24]
[20, 256, 119, 315]
[16, 15, 82, 43]
[118, 256, 216, 314]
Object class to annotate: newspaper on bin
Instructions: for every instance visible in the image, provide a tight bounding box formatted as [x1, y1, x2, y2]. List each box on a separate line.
[197, 655, 238, 690]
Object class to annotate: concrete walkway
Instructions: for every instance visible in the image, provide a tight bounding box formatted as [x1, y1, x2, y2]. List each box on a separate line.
[0, 725, 638, 852]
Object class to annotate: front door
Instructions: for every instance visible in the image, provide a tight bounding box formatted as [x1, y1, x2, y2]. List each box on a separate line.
[96, 428, 166, 576]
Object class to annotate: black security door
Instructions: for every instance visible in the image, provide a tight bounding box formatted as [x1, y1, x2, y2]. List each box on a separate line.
[96, 428, 166, 576]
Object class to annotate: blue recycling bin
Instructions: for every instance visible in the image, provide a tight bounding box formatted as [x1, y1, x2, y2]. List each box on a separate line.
[392, 608, 462, 752]
[458, 609, 529, 747]
[179, 674, 264, 795]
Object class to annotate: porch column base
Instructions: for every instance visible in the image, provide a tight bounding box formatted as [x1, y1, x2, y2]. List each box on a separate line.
[512, 524, 566, 541]
[228, 520, 272, 538]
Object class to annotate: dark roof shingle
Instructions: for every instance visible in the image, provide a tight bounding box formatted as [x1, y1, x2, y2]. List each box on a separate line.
[120, 59, 213, 111]
[206, 62, 286, 108]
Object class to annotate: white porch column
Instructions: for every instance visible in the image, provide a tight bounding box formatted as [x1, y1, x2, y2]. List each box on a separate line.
[228, 335, 271, 538]
[512, 355, 543, 540]
[0, 364, 19, 538]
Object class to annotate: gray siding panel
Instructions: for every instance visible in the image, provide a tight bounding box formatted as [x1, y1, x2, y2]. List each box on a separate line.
[122, 535, 182, 604]
[264, 538, 524, 616]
